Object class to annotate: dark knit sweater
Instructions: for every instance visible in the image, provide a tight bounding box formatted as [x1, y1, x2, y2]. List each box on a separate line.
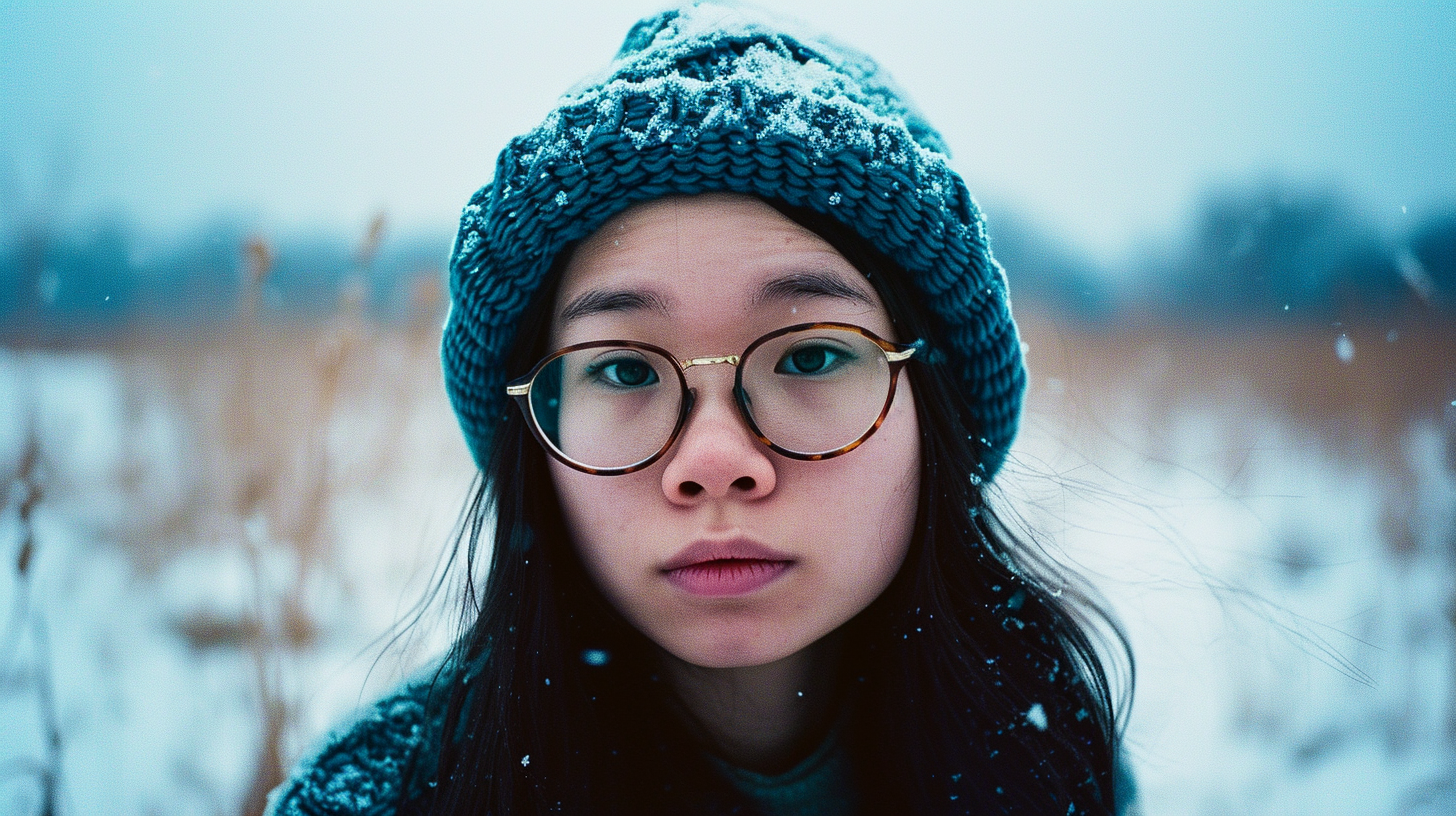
[265, 676, 859, 816]
[266, 678, 441, 816]
[267, 676, 1137, 815]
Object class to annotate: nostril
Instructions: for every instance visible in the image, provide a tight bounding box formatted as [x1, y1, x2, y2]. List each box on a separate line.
[676, 477, 755, 498]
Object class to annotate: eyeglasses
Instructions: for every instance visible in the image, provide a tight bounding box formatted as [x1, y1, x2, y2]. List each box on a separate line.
[505, 322, 919, 475]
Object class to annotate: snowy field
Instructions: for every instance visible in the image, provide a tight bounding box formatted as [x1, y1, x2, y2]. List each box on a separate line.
[1003, 316, 1456, 815]
[1, 315, 1453, 815]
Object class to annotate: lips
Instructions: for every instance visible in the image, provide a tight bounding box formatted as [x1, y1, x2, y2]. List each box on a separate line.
[662, 538, 795, 597]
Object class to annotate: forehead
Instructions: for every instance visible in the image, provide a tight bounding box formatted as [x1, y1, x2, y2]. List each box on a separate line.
[550, 194, 891, 346]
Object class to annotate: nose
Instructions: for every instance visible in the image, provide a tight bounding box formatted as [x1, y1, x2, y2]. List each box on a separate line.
[660, 369, 777, 504]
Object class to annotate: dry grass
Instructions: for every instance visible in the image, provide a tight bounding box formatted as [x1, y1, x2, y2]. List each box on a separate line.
[3, 227, 464, 815]
[1020, 312, 1455, 451]
[121, 244, 452, 816]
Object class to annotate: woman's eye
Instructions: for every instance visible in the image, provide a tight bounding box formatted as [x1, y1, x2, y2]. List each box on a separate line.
[775, 343, 851, 375]
[588, 357, 659, 388]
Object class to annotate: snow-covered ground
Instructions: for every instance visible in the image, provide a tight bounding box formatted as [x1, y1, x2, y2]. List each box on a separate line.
[0, 325, 476, 816]
[1, 320, 1452, 815]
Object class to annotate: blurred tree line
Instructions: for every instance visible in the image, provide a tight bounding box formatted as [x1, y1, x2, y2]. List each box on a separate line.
[0, 212, 449, 341]
[2, 178, 1453, 338]
[996, 179, 1455, 325]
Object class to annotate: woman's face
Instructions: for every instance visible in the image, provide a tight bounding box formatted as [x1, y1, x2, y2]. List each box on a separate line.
[547, 193, 921, 669]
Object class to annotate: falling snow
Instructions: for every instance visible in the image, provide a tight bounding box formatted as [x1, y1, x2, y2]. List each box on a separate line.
[1335, 333, 1355, 363]
[1025, 703, 1049, 731]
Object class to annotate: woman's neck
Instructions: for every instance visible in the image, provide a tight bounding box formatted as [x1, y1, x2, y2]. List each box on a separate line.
[659, 633, 845, 774]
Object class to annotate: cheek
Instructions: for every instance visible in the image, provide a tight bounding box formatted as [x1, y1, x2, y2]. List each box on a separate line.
[546, 462, 639, 596]
[807, 382, 920, 602]
[860, 390, 921, 580]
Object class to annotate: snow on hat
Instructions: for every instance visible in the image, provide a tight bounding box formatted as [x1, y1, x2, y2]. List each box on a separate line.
[442, 0, 1026, 477]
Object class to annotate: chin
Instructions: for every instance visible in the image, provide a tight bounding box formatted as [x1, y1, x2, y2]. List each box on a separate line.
[665, 625, 808, 670]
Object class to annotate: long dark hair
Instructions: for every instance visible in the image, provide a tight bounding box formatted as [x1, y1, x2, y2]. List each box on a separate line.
[402, 198, 1132, 815]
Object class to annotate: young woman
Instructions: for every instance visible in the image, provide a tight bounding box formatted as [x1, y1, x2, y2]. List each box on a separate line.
[270, 4, 1131, 815]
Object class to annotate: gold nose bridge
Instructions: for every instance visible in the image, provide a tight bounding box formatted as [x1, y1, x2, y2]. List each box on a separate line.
[678, 354, 740, 370]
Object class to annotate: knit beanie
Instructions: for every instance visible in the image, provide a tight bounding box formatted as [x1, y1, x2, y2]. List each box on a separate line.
[443, 0, 1026, 477]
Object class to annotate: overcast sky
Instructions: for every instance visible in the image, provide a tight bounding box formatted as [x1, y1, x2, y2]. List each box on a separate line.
[2, 0, 1453, 265]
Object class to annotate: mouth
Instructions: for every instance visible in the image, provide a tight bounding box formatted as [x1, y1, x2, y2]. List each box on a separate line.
[662, 538, 795, 597]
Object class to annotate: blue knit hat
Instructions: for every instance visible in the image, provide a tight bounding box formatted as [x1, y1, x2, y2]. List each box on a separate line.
[443, 1, 1025, 477]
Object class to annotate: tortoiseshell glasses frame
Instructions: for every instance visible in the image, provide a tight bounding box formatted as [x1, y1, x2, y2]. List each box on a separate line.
[504, 322, 919, 476]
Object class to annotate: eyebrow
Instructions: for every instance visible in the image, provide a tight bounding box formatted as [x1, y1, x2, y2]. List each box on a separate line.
[559, 287, 672, 322]
[752, 271, 875, 308]
[558, 270, 872, 323]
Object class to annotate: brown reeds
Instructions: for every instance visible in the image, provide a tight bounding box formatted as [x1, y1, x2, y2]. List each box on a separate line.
[1, 433, 62, 816]
[1017, 309, 1456, 525]
[66, 216, 463, 816]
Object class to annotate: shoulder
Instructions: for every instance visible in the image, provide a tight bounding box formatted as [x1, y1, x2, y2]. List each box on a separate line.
[265, 673, 445, 816]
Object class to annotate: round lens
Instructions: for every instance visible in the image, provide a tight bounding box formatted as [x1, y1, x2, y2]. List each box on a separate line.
[740, 327, 893, 455]
[529, 345, 682, 470]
